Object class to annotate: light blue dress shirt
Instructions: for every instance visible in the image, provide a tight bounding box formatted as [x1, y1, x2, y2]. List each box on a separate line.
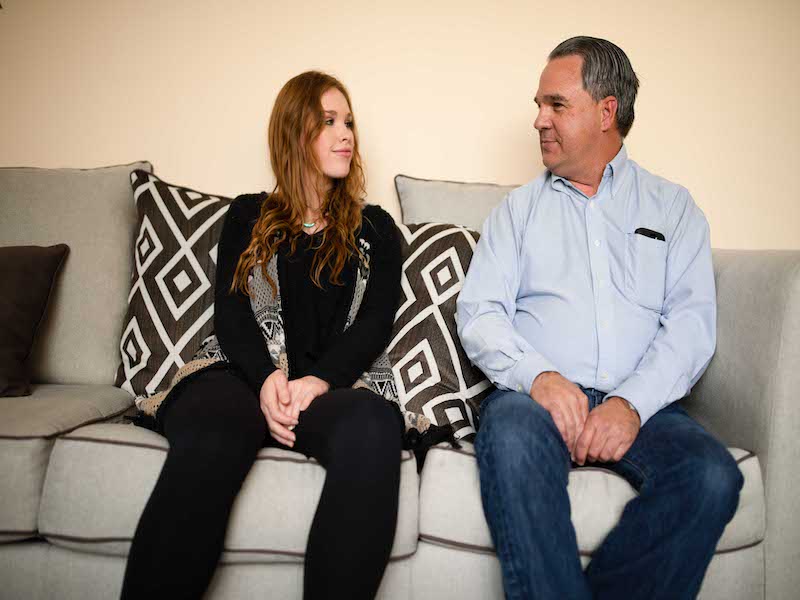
[456, 146, 716, 425]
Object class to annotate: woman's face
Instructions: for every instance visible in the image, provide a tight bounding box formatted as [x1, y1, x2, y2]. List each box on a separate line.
[312, 87, 354, 181]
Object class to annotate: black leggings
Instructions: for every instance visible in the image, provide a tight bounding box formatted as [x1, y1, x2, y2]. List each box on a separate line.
[120, 368, 403, 600]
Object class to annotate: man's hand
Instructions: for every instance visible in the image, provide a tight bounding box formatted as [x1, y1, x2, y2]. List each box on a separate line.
[259, 370, 297, 447]
[287, 376, 330, 421]
[530, 371, 589, 458]
[574, 396, 640, 465]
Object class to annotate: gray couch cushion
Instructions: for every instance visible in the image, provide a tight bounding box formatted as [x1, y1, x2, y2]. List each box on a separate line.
[0, 161, 153, 385]
[38, 423, 419, 562]
[0, 385, 133, 542]
[418, 442, 765, 556]
[395, 174, 515, 231]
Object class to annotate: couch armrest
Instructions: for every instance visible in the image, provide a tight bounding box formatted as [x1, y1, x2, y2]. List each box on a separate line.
[685, 249, 800, 599]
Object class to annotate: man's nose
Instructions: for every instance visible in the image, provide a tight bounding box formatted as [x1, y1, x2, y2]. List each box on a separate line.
[534, 109, 549, 131]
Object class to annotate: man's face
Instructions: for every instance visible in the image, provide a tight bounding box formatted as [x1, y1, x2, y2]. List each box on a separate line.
[534, 55, 604, 181]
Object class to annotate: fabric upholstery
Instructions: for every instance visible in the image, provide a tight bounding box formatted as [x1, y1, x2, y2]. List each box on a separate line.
[0, 244, 69, 396]
[687, 249, 800, 599]
[394, 174, 515, 231]
[0, 437, 53, 542]
[0, 543, 413, 600]
[0, 384, 133, 439]
[0, 384, 132, 542]
[387, 223, 493, 440]
[418, 443, 764, 555]
[38, 423, 419, 562]
[0, 162, 153, 385]
[115, 171, 232, 396]
[410, 538, 764, 600]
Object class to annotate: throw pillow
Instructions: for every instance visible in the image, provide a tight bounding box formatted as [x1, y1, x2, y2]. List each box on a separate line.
[0, 244, 69, 396]
[387, 223, 494, 441]
[115, 171, 232, 396]
[395, 174, 516, 231]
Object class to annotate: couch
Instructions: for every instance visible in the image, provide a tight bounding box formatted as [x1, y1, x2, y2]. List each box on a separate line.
[1, 164, 798, 599]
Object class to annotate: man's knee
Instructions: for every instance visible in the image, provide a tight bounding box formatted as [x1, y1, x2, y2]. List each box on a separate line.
[690, 449, 743, 517]
[477, 390, 567, 467]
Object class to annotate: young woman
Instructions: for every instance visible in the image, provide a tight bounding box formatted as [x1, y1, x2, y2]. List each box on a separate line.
[121, 71, 403, 600]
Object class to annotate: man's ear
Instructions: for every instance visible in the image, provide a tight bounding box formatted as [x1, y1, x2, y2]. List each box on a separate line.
[600, 96, 618, 133]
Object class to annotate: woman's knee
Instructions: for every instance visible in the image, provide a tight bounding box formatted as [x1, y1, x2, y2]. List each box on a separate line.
[163, 371, 265, 454]
[326, 390, 402, 457]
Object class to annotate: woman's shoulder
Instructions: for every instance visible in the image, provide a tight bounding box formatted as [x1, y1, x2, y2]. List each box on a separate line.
[230, 192, 267, 215]
[360, 204, 398, 239]
[223, 193, 267, 232]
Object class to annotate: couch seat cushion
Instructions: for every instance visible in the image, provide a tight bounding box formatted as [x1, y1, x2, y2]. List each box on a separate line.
[38, 423, 419, 563]
[0, 384, 133, 542]
[419, 443, 765, 556]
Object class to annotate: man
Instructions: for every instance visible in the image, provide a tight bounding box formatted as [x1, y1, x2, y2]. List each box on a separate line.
[457, 36, 743, 600]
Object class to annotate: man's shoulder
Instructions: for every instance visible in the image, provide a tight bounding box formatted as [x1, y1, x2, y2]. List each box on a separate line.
[626, 159, 692, 207]
[512, 172, 549, 198]
[501, 173, 549, 211]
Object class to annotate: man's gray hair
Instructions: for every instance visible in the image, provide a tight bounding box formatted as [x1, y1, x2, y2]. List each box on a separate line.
[549, 36, 640, 138]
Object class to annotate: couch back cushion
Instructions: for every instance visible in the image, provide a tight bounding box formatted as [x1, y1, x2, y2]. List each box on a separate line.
[395, 174, 516, 231]
[0, 161, 152, 385]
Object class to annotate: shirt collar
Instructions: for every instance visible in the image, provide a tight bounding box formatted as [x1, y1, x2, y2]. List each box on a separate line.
[549, 144, 629, 199]
[607, 144, 629, 197]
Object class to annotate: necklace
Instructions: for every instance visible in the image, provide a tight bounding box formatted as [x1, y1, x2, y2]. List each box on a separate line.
[302, 221, 316, 228]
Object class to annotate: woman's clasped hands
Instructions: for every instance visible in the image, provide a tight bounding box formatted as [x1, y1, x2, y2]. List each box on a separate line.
[259, 370, 330, 447]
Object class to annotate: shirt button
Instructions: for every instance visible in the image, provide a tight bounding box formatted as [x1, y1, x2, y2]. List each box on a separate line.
[600, 320, 608, 329]
[589, 201, 595, 209]
[517, 385, 523, 392]
[600, 372, 608, 380]
[594, 240, 601, 247]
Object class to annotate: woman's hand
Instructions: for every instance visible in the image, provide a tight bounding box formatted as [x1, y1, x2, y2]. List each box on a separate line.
[287, 376, 330, 420]
[259, 370, 298, 447]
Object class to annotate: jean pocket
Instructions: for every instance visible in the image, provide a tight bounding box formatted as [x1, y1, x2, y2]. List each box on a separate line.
[627, 232, 667, 311]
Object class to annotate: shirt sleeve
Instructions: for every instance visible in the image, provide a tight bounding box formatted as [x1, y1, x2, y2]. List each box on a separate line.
[307, 206, 402, 389]
[214, 195, 277, 393]
[607, 188, 717, 425]
[456, 193, 558, 395]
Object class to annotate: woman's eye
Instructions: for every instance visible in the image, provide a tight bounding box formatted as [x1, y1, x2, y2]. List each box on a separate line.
[345, 121, 354, 129]
[324, 118, 334, 126]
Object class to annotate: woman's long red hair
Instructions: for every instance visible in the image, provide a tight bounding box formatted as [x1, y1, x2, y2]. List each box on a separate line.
[231, 71, 366, 296]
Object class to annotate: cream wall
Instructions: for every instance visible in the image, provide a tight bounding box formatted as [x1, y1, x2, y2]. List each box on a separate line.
[1, 0, 798, 249]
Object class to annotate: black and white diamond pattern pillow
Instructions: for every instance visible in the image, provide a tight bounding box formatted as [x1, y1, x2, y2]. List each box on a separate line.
[115, 171, 232, 396]
[388, 223, 494, 441]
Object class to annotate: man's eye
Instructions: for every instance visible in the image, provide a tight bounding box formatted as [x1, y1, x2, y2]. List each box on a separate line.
[554, 103, 564, 110]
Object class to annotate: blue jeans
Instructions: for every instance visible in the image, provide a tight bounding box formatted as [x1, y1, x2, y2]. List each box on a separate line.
[475, 388, 743, 600]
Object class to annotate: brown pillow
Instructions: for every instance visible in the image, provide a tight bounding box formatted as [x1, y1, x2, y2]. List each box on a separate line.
[0, 244, 69, 396]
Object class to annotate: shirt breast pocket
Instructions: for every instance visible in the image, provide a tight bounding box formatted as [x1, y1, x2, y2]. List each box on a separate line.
[627, 232, 667, 312]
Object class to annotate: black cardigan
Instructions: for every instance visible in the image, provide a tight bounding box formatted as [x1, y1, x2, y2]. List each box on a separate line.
[214, 193, 402, 394]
